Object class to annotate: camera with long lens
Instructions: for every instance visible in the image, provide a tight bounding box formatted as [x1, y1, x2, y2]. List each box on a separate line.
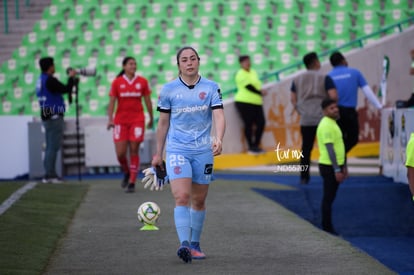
[66, 67, 96, 105]
[66, 67, 96, 77]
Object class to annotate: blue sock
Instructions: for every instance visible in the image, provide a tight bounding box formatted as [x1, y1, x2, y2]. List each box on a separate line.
[174, 206, 191, 244]
[190, 208, 206, 243]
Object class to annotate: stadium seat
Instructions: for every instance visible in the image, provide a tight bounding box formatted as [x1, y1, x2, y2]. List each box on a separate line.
[1, 0, 414, 116]
[324, 0, 356, 13]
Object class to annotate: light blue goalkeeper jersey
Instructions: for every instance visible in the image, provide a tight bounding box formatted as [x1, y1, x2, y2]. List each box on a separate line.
[157, 76, 223, 153]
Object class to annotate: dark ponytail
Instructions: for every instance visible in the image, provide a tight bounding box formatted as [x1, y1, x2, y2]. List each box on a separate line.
[176, 46, 200, 65]
[117, 56, 135, 77]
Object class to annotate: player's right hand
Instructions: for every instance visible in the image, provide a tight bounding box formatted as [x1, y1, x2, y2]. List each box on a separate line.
[107, 121, 114, 130]
[68, 69, 77, 78]
[151, 154, 163, 168]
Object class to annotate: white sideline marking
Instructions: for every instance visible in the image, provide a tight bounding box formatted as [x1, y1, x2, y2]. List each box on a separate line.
[0, 181, 38, 216]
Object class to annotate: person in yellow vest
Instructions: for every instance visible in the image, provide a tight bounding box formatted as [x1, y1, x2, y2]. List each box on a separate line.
[317, 98, 348, 235]
[234, 55, 267, 154]
[405, 132, 414, 202]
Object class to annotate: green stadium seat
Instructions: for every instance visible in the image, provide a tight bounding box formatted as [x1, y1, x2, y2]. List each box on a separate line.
[199, 2, 219, 16]
[297, 12, 324, 29]
[0, 71, 6, 90]
[81, 98, 108, 117]
[323, 0, 356, 13]
[273, 12, 294, 26]
[45, 3, 72, 21]
[320, 21, 353, 45]
[271, 24, 292, 41]
[2, 0, 411, 116]
[11, 45, 30, 61]
[94, 3, 117, 20]
[300, 0, 325, 13]
[261, 0, 297, 14]
[357, 0, 381, 12]
[293, 24, 319, 42]
[32, 19, 50, 33]
[385, 0, 409, 10]
[21, 31, 44, 47]
[380, 9, 411, 30]
[0, 79, 12, 98]
[21, 71, 36, 89]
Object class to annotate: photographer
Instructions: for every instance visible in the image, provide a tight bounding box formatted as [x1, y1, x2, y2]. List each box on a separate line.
[36, 57, 77, 183]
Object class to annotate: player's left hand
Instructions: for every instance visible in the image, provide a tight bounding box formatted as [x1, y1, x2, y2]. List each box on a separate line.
[141, 161, 169, 191]
[147, 118, 154, 129]
[212, 138, 222, 156]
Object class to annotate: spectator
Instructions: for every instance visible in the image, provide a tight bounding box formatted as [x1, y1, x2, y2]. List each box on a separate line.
[406, 132, 414, 202]
[328, 51, 382, 153]
[291, 52, 337, 184]
[235, 55, 266, 154]
[36, 57, 77, 183]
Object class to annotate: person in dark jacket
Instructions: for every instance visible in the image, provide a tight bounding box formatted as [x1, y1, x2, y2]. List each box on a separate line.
[36, 57, 77, 183]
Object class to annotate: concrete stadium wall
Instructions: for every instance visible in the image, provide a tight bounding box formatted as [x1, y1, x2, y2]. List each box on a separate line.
[222, 26, 414, 155]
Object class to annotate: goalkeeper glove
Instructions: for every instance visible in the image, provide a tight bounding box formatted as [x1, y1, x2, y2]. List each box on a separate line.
[141, 161, 169, 191]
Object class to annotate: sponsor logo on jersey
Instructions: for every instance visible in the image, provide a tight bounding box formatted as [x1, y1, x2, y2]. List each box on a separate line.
[331, 73, 351, 80]
[175, 104, 208, 113]
[120, 91, 142, 97]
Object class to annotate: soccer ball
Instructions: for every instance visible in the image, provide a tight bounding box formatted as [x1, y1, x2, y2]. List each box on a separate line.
[137, 201, 161, 225]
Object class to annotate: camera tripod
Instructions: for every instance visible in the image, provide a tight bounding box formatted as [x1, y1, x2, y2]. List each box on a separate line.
[69, 77, 82, 182]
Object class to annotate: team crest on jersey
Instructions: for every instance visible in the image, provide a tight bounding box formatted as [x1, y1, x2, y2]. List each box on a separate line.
[135, 83, 141, 90]
[199, 92, 206, 100]
[174, 166, 182, 175]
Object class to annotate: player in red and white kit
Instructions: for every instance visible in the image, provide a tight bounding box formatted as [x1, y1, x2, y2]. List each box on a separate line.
[107, 57, 153, 193]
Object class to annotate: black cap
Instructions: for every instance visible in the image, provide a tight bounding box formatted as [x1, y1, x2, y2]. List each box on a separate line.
[39, 57, 54, 72]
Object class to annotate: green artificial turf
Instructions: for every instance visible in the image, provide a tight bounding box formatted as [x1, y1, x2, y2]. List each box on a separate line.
[0, 182, 26, 203]
[0, 182, 89, 275]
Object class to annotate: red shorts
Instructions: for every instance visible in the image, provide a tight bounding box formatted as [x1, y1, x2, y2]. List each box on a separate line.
[112, 122, 145, 142]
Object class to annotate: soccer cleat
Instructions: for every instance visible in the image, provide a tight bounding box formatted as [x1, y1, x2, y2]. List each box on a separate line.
[42, 177, 63, 184]
[125, 183, 135, 193]
[177, 241, 192, 263]
[121, 173, 130, 188]
[190, 242, 206, 259]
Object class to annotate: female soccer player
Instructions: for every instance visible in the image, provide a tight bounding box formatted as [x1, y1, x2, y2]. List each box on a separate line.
[152, 46, 226, 263]
[107, 57, 153, 193]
